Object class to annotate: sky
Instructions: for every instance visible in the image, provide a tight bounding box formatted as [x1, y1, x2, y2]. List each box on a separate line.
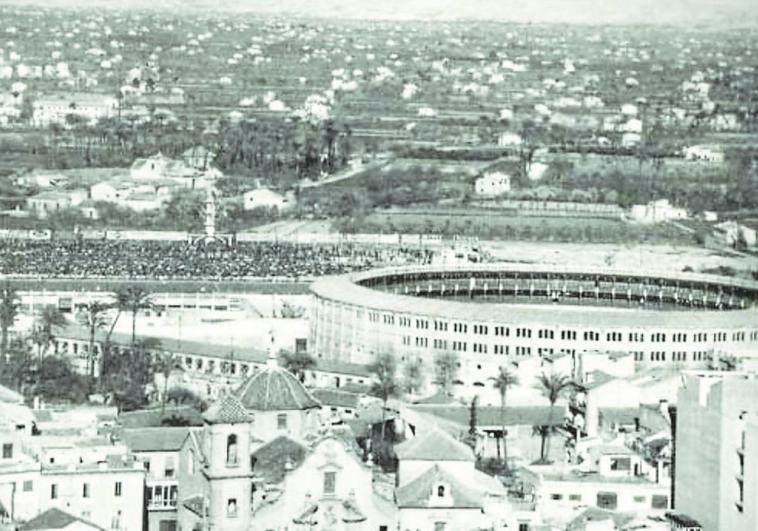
[4, 0, 758, 26]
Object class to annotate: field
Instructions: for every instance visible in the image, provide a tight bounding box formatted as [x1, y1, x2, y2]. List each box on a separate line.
[356, 207, 694, 245]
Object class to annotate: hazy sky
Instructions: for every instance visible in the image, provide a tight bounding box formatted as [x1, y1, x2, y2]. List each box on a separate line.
[6, 0, 758, 25]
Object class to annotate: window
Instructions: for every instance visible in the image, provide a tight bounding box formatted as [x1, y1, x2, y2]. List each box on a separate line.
[610, 457, 631, 471]
[651, 494, 668, 509]
[23, 480, 33, 492]
[227, 498, 238, 517]
[551, 493, 563, 500]
[568, 494, 581, 502]
[83, 483, 90, 498]
[226, 434, 238, 466]
[434, 523, 447, 531]
[437, 485, 446, 497]
[518, 524, 529, 531]
[51, 483, 59, 499]
[596, 492, 617, 510]
[324, 471, 336, 495]
[2, 443, 12, 459]
[114, 481, 122, 497]
[144, 459, 151, 472]
[277, 413, 288, 430]
[633, 495, 646, 503]
[111, 510, 122, 530]
[165, 456, 175, 477]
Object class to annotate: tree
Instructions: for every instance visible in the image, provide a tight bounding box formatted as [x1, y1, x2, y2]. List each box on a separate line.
[113, 287, 154, 347]
[368, 352, 400, 443]
[490, 366, 519, 470]
[34, 356, 89, 404]
[401, 355, 423, 395]
[0, 338, 34, 392]
[464, 395, 479, 450]
[433, 350, 459, 396]
[151, 346, 180, 416]
[31, 306, 66, 358]
[77, 301, 110, 378]
[100, 337, 153, 412]
[0, 283, 20, 363]
[534, 372, 572, 463]
[280, 350, 316, 383]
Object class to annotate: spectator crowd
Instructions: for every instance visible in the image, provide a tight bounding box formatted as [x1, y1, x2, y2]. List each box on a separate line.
[1, 239, 431, 279]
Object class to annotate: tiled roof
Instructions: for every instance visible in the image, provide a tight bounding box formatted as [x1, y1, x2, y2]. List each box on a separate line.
[20, 508, 104, 530]
[311, 389, 361, 409]
[395, 464, 482, 509]
[203, 393, 253, 425]
[235, 364, 321, 412]
[118, 406, 204, 428]
[409, 404, 566, 427]
[182, 495, 205, 517]
[121, 427, 189, 452]
[252, 435, 308, 484]
[566, 508, 635, 531]
[394, 427, 474, 462]
[598, 407, 640, 427]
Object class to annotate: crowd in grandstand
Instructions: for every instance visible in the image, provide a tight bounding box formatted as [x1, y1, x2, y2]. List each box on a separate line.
[1, 239, 432, 279]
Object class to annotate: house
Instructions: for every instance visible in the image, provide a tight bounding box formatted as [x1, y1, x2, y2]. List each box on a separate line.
[683, 145, 725, 163]
[475, 171, 511, 196]
[711, 221, 757, 248]
[120, 427, 188, 531]
[130, 153, 197, 183]
[19, 508, 104, 531]
[569, 371, 642, 438]
[251, 430, 395, 530]
[243, 188, 294, 212]
[311, 389, 362, 423]
[393, 426, 535, 530]
[32, 93, 118, 127]
[630, 199, 687, 224]
[26, 190, 87, 219]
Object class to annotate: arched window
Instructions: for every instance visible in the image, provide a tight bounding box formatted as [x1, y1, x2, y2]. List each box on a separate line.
[226, 434, 238, 466]
[437, 485, 446, 498]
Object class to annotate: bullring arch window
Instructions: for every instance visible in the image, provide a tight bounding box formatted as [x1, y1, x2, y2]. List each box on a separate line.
[226, 434, 238, 466]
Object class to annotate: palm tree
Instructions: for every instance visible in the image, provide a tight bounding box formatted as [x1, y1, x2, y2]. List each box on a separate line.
[33, 306, 67, 358]
[368, 352, 400, 445]
[534, 372, 572, 463]
[490, 366, 519, 470]
[151, 346, 180, 416]
[280, 350, 316, 383]
[0, 283, 20, 363]
[77, 301, 110, 378]
[113, 287, 154, 348]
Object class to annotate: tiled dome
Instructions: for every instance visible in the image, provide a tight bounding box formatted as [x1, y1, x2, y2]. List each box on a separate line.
[234, 358, 321, 412]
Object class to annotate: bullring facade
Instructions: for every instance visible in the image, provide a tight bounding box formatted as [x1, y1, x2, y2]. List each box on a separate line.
[310, 264, 758, 390]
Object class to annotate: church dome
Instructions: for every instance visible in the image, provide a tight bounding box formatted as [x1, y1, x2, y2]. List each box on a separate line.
[234, 357, 321, 412]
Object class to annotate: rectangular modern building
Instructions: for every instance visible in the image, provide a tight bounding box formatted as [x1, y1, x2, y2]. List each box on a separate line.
[675, 372, 758, 531]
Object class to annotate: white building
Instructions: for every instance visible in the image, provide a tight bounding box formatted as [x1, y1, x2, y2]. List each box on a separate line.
[242, 188, 294, 212]
[630, 199, 687, 224]
[26, 190, 88, 219]
[32, 93, 118, 127]
[683, 145, 725, 163]
[475, 171, 512, 196]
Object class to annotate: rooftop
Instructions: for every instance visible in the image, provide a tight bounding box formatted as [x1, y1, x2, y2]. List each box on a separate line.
[394, 426, 474, 462]
[395, 464, 483, 509]
[203, 392, 253, 425]
[251, 435, 308, 484]
[20, 508, 104, 531]
[121, 427, 189, 452]
[234, 358, 321, 412]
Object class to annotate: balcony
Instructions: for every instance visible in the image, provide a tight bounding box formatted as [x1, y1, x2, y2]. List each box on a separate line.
[148, 498, 178, 510]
